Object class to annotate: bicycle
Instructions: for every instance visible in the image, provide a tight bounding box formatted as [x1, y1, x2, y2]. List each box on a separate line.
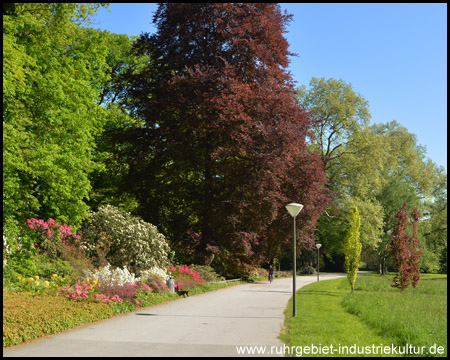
[268, 272, 274, 283]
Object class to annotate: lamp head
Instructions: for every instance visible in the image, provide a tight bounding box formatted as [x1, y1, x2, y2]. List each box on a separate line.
[285, 203, 304, 218]
[316, 243, 322, 249]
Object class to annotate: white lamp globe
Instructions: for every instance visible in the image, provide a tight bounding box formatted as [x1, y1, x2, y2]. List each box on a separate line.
[285, 203, 304, 218]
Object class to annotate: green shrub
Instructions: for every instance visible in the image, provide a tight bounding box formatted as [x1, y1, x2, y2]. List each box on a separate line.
[275, 270, 294, 278]
[297, 265, 316, 275]
[4, 253, 74, 280]
[239, 267, 266, 282]
[189, 264, 225, 282]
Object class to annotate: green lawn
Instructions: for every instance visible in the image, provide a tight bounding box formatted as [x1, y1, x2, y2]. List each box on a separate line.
[280, 274, 447, 357]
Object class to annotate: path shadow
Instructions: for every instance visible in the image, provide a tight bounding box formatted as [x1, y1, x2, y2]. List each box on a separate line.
[135, 313, 282, 319]
[241, 290, 292, 294]
[299, 290, 341, 297]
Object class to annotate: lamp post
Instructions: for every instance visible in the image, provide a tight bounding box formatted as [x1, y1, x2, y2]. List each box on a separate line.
[316, 244, 322, 282]
[285, 203, 304, 317]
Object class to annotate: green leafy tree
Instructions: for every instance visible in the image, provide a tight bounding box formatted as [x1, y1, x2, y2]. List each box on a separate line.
[418, 169, 447, 273]
[296, 77, 371, 171]
[343, 206, 362, 292]
[409, 207, 422, 288]
[297, 78, 445, 275]
[3, 3, 110, 228]
[86, 31, 148, 213]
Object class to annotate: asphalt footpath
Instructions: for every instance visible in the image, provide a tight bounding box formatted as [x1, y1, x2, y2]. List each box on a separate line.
[3, 273, 346, 357]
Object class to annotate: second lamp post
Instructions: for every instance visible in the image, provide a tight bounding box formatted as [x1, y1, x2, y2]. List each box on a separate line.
[316, 243, 322, 282]
[285, 203, 304, 317]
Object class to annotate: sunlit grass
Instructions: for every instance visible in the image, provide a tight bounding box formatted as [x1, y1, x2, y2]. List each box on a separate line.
[280, 274, 447, 357]
[342, 274, 447, 357]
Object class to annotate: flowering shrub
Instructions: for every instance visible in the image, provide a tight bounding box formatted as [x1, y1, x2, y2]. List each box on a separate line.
[80, 205, 170, 274]
[57, 280, 91, 301]
[96, 282, 142, 305]
[149, 279, 170, 293]
[92, 293, 123, 304]
[167, 265, 205, 289]
[55, 278, 123, 304]
[26, 218, 80, 242]
[139, 266, 170, 282]
[3, 232, 38, 270]
[55, 278, 157, 307]
[16, 273, 71, 295]
[3, 235, 11, 266]
[83, 264, 140, 287]
[189, 264, 225, 282]
[138, 271, 170, 294]
[167, 265, 204, 282]
[24, 218, 81, 260]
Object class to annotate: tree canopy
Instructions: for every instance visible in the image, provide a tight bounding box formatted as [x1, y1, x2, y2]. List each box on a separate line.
[117, 3, 332, 275]
[299, 78, 446, 273]
[3, 4, 446, 277]
[3, 3, 110, 228]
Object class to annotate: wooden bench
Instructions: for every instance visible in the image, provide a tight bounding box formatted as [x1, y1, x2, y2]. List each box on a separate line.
[176, 284, 191, 297]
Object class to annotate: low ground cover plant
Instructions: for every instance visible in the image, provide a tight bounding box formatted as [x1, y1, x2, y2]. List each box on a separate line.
[3, 291, 113, 348]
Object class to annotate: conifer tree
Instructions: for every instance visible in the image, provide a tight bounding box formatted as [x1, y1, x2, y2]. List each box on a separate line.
[344, 206, 362, 292]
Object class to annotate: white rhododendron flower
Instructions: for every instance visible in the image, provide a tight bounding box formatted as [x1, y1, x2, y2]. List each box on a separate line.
[79, 205, 170, 273]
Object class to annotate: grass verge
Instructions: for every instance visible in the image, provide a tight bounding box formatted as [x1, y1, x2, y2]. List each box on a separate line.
[280, 274, 447, 357]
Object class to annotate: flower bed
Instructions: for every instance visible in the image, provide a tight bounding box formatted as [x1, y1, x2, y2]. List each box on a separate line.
[167, 264, 205, 290]
[3, 276, 242, 347]
[3, 212, 239, 348]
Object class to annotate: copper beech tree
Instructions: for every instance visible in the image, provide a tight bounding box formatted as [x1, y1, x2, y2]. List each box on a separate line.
[121, 3, 332, 275]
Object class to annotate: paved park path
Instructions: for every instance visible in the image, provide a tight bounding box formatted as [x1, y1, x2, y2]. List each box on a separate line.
[4, 273, 346, 357]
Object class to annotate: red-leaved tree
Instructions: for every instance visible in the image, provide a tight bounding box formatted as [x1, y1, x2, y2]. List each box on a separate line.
[121, 4, 333, 276]
[389, 203, 422, 291]
[409, 207, 422, 288]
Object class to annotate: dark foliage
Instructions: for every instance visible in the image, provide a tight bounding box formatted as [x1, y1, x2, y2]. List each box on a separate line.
[120, 4, 332, 275]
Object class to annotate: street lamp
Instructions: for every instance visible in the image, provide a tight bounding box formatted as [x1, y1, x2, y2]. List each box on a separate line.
[285, 203, 304, 317]
[316, 244, 322, 282]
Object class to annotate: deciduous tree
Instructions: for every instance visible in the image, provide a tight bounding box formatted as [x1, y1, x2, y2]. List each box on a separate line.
[296, 77, 371, 171]
[343, 206, 362, 292]
[121, 3, 332, 275]
[3, 3, 109, 229]
[389, 203, 422, 290]
[409, 207, 422, 288]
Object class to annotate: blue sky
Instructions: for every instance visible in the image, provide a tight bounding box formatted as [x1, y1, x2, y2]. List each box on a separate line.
[88, 3, 447, 171]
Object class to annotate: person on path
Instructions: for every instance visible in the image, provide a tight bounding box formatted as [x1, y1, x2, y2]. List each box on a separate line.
[268, 264, 274, 283]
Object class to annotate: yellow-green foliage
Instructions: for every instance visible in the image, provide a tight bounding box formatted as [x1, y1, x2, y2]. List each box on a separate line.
[344, 206, 362, 292]
[3, 291, 113, 347]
